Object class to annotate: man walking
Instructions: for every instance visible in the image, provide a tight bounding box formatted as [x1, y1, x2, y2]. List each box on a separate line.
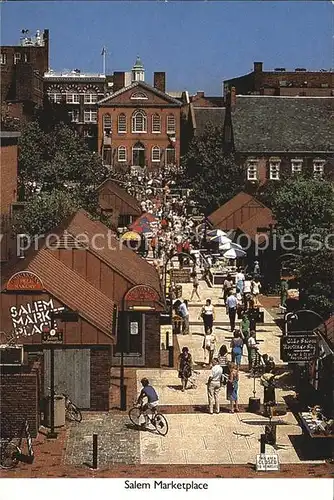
[207, 358, 223, 414]
[178, 299, 190, 335]
[226, 290, 238, 332]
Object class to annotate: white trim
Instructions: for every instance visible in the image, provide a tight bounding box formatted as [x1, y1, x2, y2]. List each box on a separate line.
[269, 159, 281, 180]
[152, 113, 161, 134]
[151, 146, 161, 162]
[118, 146, 127, 162]
[132, 110, 147, 133]
[117, 113, 127, 134]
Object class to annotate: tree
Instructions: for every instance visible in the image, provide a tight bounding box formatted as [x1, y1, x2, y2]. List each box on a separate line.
[181, 123, 245, 214]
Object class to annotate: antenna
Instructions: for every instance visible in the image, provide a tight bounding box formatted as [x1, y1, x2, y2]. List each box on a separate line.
[101, 47, 106, 75]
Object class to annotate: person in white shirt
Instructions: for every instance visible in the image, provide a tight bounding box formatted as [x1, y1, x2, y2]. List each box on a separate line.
[206, 358, 223, 414]
[235, 268, 245, 294]
[251, 277, 261, 307]
[243, 276, 252, 309]
[247, 330, 259, 371]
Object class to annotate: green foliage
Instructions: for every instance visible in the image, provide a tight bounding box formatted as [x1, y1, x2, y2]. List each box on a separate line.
[181, 123, 245, 215]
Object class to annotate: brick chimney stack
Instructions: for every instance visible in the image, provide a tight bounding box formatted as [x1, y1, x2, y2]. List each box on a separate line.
[113, 71, 125, 92]
[153, 72, 166, 93]
[254, 61, 263, 73]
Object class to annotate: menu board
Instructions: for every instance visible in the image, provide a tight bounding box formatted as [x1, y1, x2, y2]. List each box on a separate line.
[280, 334, 318, 362]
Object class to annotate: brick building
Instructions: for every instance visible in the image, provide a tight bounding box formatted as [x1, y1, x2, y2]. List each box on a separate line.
[0, 209, 165, 415]
[97, 57, 182, 171]
[191, 92, 334, 184]
[224, 61, 334, 97]
[0, 29, 49, 124]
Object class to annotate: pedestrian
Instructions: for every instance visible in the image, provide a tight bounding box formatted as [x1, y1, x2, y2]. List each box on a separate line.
[280, 278, 289, 309]
[253, 260, 260, 276]
[247, 330, 259, 371]
[225, 290, 238, 332]
[223, 274, 234, 304]
[243, 275, 252, 309]
[203, 330, 217, 366]
[240, 310, 250, 352]
[226, 363, 239, 413]
[230, 330, 244, 367]
[207, 358, 223, 414]
[190, 271, 201, 301]
[251, 276, 261, 307]
[261, 367, 289, 418]
[217, 344, 229, 382]
[235, 267, 245, 295]
[199, 298, 215, 335]
[151, 235, 157, 259]
[178, 346, 193, 392]
[178, 299, 190, 335]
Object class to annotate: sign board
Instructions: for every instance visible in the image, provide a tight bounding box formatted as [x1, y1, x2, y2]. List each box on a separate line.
[280, 334, 318, 362]
[130, 322, 139, 335]
[6, 271, 44, 291]
[256, 454, 280, 472]
[170, 268, 191, 283]
[124, 285, 160, 303]
[41, 328, 63, 344]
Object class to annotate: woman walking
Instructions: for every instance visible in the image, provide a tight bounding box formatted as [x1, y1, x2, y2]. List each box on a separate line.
[178, 346, 193, 392]
[227, 363, 239, 413]
[199, 298, 215, 335]
[217, 344, 229, 382]
[190, 271, 201, 301]
[251, 276, 261, 307]
[230, 330, 244, 368]
[203, 330, 217, 366]
[223, 274, 234, 305]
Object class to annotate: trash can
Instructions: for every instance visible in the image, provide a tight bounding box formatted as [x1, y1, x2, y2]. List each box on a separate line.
[45, 394, 66, 427]
[248, 397, 261, 413]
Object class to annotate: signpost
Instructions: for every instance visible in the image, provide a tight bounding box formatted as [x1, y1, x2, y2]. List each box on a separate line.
[256, 454, 280, 472]
[280, 334, 318, 362]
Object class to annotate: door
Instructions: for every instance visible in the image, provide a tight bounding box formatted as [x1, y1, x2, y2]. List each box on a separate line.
[44, 348, 91, 409]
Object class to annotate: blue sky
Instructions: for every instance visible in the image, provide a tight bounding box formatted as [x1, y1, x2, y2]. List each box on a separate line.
[1, 1, 333, 94]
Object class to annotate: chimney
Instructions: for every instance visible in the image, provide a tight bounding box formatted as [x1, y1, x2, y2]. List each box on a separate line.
[196, 91, 205, 98]
[231, 86, 236, 109]
[254, 61, 263, 73]
[113, 71, 125, 92]
[153, 72, 166, 93]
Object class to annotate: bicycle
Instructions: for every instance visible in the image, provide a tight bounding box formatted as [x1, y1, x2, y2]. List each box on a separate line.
[47, 387, 82, 422]
[0, 416, 34, 469]
[128, 403, 169, 436]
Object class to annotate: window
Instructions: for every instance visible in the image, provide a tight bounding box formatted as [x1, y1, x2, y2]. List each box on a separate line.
[152, 114, 161, 133]
[165, 147, 175, 166]
[269, 159, 281, 180]
[14, 53, 21, 64]
[132, 142, 145, 166]
[118, 113, 127, 133]
[23, 53, 29, 63]
[130, 92, 148, 100]
[247, 160, 258, 181]
[0, 53, 7, 65]
[84, 93, 98, 104]
[49, 93, 62, 104]
[291, 159, 303, 174]
[103, 113, 112, 135]
[118, 146, 127, 162]
[152, 146, 160, 162]
[167, 114, 176, 134]
[66, 93, 80, 104]
[68, 110, 79, 122]
[313, 159, 325, 179]
[132, 110, 147, 133]
[84, 110, 97, 123]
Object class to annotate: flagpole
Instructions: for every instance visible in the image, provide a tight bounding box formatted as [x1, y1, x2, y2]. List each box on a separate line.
[102, 47, 106, 75]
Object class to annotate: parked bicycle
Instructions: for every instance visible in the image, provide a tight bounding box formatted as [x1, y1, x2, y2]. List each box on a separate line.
[47, 388, 82, 422]
[128, 403, 168, 436]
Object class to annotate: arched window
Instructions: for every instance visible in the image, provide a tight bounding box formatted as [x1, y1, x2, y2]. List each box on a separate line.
[152, 114, 161, 133]
[132, 142, 145, 167]
[103, 113, 112, 135]
[118, 146, 127, 162]
[118, 113, 127, 133]
[132, 110, 147, 133]
[167, 114, 176, 134]
[130, 92, 148, 100]
[151, 146, 160, 162]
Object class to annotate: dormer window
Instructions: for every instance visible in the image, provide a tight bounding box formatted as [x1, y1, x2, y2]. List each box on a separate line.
[313, 159, 325, 179]
[247, 159, 258, 181]
[291, 158, 303, 174]
[269, 158, 281, 180]
[130, 92, 148, 100]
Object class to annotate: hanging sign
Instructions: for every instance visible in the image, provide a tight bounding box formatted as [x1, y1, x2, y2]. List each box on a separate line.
[124, 285, 159, 302]
[41, 327, 63, 344]
[6, 271, 44, 291]
[280, 334, 318, 362]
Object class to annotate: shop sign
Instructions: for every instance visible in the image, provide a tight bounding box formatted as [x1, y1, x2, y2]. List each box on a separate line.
[256, 454, 280, 472]
[280, 334, 318, 362]
[41, 327, 63, 344]
[6, 271, 44, 291]
[124, 285, 159, 303]
[9, 299, 64, 338]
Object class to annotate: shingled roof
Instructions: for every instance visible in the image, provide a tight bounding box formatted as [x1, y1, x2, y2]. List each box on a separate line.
[194, 96, 333, 153]
[237, 207, 276, 241]
[97, 179, 141, 215]
[208, 192, 264, 228]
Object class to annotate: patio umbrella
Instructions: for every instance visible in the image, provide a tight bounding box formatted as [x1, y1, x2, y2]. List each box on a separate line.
[223, 247, 247, 259]
[121, 231, 141, 242]
[219, 241, 244, 251]
[207, 229, 229, 238]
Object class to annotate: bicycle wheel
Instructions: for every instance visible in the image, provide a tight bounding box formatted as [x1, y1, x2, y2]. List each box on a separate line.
[128, 407, 142, 427]
[66, 403, 82, 422]
[0, 442, 20, 469]
[153, 413, 169, 436]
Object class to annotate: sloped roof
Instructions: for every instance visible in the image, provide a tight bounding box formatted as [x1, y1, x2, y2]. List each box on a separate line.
[232, 96, 334, 152]
[97, 179, 141, 215]
[237, 207, 275, 241]
[65, 210, 162, 296]
[2, 249, 115, 340]
[97, 80, 182, 106]
[208, 192, 264, 227]
[193, 107, 226, 134]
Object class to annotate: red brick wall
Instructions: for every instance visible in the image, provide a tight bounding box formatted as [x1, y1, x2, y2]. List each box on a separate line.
[144, 313, 161, 368]
[90, 348, 111, 410]
[0, 370, 39, 437]
[0, 142, 18, 214]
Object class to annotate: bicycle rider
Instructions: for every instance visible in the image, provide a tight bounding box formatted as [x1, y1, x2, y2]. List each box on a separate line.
[136, 378, 159, 428]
